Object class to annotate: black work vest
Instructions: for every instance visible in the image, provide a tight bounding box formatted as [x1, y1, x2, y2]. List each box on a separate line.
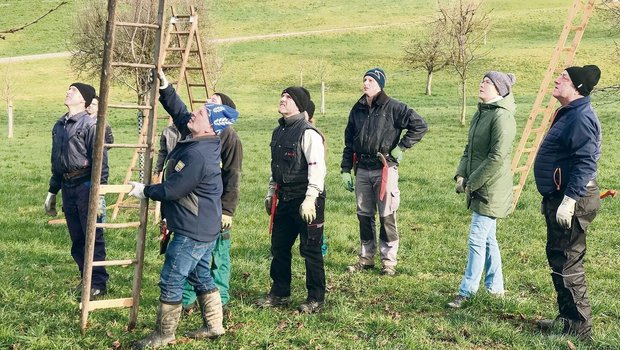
[270, 113, 322, 201]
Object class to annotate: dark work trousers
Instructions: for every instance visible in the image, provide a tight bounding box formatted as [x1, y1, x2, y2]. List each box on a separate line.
[62, 182, 109, 289]
[542, 184, 600, 336]
[270, 195, 326, 302]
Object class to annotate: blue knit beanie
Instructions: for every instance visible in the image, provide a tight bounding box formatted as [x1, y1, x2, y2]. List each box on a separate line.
[205, 103, 239, 135]
[364, 68, 386, 89]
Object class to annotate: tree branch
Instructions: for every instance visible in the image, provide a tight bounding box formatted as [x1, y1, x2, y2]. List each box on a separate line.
[0, 1, 68, 40]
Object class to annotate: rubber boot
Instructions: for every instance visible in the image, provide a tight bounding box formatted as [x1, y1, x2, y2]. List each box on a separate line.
[134, 302, 182, 349]
[187, 289, 225, 339]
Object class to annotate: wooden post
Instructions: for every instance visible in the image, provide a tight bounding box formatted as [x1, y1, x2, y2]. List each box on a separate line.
[7, 99, 13, 138]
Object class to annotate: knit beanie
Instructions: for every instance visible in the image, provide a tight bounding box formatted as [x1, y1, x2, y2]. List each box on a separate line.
[483, 71, 516, 97]
[71, 82, 96, 107]
[205, 103, 239, 135]
[566, 65, 601, 96]
[364, 68, 387, 90]
[282, 86, 310, 113]
[214, 92, 236, 110]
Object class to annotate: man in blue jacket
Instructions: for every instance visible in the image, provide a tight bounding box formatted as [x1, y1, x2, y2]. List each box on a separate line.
[128, 70, 238, 349]
[533, 65, 601, 341]
[45, 83, 109, 300]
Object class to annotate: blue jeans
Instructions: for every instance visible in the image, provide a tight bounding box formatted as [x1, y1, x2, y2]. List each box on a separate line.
[458, 211, 504, 297]
[159, 233, 217, 303]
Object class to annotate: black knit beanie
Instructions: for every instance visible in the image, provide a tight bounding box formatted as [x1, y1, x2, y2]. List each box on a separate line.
[70, 82, 96, 108]
[214, 92, 236, 110]
[306, 100, 315, 119]
[364, 68, 386, 90]
[282, 86, 310, 113]
[566, 65, 601, 96]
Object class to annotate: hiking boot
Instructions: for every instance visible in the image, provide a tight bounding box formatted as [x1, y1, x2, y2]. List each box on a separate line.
[537, 316, 567, 333]
[346, 262, 374, 273]
[89, 287, 107, 300]
[446, 295, 469, 309]
[298, 299, 324, 314]
[380, 265, 396, 276]
[255, 294, 291, 308]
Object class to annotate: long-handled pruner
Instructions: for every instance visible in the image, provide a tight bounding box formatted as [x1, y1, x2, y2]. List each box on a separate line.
[269, 184, 279, 235]
[377, 152, 388, 201]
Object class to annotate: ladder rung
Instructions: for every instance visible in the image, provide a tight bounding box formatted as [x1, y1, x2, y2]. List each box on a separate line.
[186, 67, 202, 70]
[514, 166, 527, 173]
[571, 25, 584, 31]
[118, 203, 141, 209]
[95, 222, 141, 229]
[81, 297, 133, 311]
[111, 62, 157, 69]
[108, 103, 153, 110]
[166, 48, 197, 52]
[106, 143, 148, 149]
[131, 167, 145, 172]
[188, 83, 207, 87]
[530, 127, 544, 134]
[173, 15, 192, 19]
[93, 259, 136, 267]
[162, 64, 182, 68]
[191, 100, 206, 104]
[170, 31, 190, 35]
[562, 47, 573, 52]
[115, 21, 160, 29]
[100, 184, 133, 194]
[522, 148, 533, 153]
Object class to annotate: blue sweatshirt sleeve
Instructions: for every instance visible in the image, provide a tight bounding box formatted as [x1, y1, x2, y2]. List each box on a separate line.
[159, 85, 192, 138]
[143, 149, 204, 201]
[564, 114, 600, 199]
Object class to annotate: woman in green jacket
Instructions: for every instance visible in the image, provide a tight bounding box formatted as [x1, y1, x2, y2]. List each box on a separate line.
[447, 71, 517, 308]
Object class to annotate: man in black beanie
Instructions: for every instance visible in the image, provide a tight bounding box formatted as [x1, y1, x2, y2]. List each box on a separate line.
[257, 86, 327, 314]
[45, 83, 109, 299]
[534, 65, 602, 341]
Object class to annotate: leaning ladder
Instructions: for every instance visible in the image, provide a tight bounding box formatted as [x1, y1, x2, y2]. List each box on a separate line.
[510, 0, 595, 212]
[79, 0, 166, 333]
[111, 5, 211, 222]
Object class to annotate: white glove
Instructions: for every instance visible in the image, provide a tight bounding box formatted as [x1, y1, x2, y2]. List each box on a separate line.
[221, 214, 233, 230]
[158, 69, 169, 89]
[455, 176, 466, 194]
[44, 192, 57, 217]
[556, 195, 576, 229]
[128, 181, 146, 200]
[299, 195, 317, 224]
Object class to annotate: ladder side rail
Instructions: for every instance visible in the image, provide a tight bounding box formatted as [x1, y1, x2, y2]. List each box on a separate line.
[191, 8, 211, 100]
[80, 0, 119, 334]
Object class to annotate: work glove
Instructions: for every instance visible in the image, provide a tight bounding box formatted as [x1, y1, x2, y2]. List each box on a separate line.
[157, 69, 169, 90]
[97, 195, 106, 219]
[556, 195, 576, 229]
[341, 171, 354, 192]
[299, 195, 317, 224]
[44, 192, 57, 217]
[128, 181, 146, 200]
[455, 176, 466, 194]
[265, 183, 276, 216]
[390, 146, 404, 162]
[221, 214, 233, 230]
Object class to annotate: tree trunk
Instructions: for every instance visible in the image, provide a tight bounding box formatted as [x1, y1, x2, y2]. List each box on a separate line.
[459, 79, 467, 125]
[320, 80, 325, 114]
[7, 99, 13, 138]
[426, 71, 433, 96]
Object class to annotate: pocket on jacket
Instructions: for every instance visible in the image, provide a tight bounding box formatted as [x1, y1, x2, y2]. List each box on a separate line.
[177, 192, 199, 216]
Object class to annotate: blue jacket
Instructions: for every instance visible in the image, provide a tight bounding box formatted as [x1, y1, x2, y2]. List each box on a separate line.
[49, 111, 109, 193]
[145, 86, 223, 243]
[534, 96, 601, 199]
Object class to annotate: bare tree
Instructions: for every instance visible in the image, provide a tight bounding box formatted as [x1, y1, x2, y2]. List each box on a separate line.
[403, 21, 450, 96]
[440, 0, 491, 125]
[317, 59, 329, 115]
[1, 66, 14, 138]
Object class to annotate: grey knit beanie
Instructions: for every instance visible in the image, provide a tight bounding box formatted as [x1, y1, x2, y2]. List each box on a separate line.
[483, 71, 516, 97]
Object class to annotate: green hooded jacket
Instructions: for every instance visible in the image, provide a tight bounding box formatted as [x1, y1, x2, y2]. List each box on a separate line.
[456, 94, 516, 218]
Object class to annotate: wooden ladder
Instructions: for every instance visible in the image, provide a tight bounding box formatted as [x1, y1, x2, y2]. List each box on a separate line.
[79, 0, 166, 333]
[111, 5, 210, 223]
[510, 0, 595, 212]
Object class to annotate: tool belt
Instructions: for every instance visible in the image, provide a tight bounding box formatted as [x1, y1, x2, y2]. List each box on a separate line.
[357, 153, 392, 170]
[63, 167, 90, 181]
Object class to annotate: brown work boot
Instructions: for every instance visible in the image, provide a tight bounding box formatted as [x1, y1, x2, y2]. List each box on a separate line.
[346, 261, 375, 273]
[297, 299, 324, 314]
[134, 302, 182, 349]
[380, 265, 396, 276]
[446, 295, 469, 309]
[187, 289, 226, 339]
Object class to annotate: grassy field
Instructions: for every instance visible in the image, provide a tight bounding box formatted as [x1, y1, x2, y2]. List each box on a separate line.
[1, 1, 620, 349]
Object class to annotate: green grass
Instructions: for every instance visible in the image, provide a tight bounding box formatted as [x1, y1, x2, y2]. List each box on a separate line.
[1, 1, 620, 349]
